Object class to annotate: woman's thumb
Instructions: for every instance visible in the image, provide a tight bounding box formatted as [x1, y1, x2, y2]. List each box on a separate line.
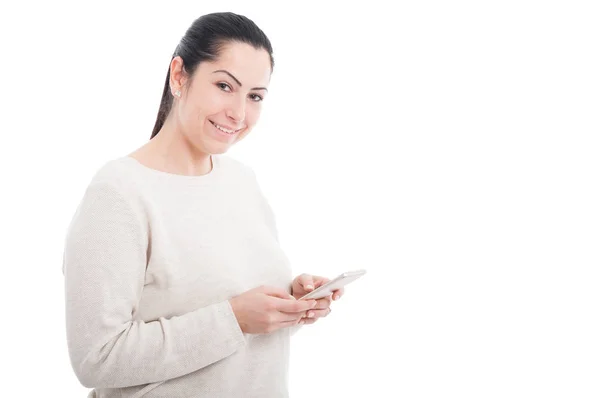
[299, 274, 315, 291]
[261, 285, 295, 300]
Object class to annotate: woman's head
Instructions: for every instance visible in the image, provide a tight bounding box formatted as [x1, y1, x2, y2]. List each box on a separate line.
[151, 12, 274, 154]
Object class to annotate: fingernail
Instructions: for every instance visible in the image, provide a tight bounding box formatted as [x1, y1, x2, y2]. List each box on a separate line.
[333, 295, 338, 300]
[311, 301, 317, 308]
[307, 312, 315, 318]
[306, 285, 314, 291]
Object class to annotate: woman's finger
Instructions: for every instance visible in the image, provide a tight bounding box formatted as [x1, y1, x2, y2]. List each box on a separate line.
[304, 308, 332, 319]
[312, 276, 330, 288]
[297, 273, 315, 291]
[279, 312, 304, 322]
[280, 318, 303, 328]
[315, 296, 332, 310]
[278, 306, 311, 322]
[332, 287, 345, 301]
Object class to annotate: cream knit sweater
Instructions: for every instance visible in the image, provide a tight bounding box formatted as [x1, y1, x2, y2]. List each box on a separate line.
[62, 154, 298, 397]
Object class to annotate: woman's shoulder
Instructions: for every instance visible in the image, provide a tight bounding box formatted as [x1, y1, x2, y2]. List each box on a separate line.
[87, 156, 137, 189]
[76, 156, 146, 210]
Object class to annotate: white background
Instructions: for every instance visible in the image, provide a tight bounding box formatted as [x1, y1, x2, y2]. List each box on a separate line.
[1, 1, 599, 397]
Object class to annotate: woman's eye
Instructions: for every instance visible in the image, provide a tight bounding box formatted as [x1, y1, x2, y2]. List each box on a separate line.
[217, 83, 262, 102]
[217, 82, 232, 92]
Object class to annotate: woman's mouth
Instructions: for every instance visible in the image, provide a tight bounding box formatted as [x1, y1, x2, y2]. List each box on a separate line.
[210, 120, 241, 135]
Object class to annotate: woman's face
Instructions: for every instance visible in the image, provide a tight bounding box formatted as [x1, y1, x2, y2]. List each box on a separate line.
[171, 41, 272, 154]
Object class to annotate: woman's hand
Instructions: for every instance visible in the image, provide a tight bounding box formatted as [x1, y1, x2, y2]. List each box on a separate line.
[291, 274, 345, 325]
[229, 285, 317, 334]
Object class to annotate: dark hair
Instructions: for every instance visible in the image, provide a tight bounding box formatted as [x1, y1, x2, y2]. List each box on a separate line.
[150, 12, 275, 139]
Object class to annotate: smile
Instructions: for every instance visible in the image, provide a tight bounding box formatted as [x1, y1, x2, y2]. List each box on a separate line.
[210, 120, 241, 135]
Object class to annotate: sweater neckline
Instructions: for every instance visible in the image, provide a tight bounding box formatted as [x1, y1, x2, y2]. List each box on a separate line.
[121, 155, 220, 184]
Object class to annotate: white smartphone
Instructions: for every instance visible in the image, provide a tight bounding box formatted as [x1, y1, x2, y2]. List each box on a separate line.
[299, 269, 366, 300]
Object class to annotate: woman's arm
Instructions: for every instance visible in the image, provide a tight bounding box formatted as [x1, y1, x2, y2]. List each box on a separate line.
[63, 182, 245, 389]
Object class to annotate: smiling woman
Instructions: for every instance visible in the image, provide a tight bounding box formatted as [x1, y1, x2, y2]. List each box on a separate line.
[140, 16, 274, 172]
[62, 11, 340, 398]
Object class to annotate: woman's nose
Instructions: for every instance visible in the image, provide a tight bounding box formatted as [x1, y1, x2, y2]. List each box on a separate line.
[226, 96, 246, 123]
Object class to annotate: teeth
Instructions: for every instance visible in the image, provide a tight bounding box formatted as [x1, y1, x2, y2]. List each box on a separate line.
[213, 122, 236, 134]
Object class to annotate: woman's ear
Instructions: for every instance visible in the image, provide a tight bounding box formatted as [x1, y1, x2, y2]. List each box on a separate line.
[169, 56, 188, 94]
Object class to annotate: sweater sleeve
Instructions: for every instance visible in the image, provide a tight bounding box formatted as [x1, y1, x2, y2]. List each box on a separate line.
[63, 182, 246, 389]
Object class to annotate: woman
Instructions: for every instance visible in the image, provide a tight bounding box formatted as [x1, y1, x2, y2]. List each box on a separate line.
[63, 12, 343, 398]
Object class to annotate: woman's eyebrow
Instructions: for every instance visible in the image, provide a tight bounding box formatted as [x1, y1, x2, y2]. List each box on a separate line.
[212, 69, 268, 91]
